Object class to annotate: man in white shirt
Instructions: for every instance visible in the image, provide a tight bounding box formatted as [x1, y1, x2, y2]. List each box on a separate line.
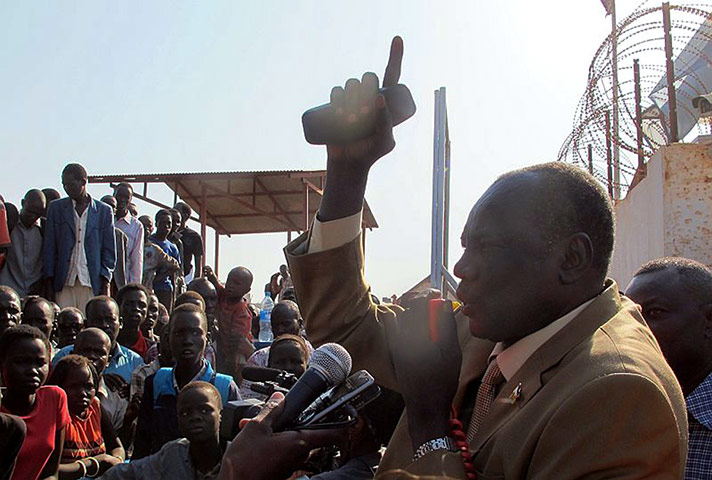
[43, 163, 115, 312]
[114, 183, 144, 285]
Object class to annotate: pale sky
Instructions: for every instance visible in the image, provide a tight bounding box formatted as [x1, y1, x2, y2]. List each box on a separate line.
[0, 1, 645, 299]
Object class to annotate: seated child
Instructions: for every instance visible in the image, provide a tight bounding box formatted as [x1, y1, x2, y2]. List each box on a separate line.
[47, 355, 125, 479]
[99, 381, 224, 479]
[0, 325, 70, 480]
[133, 304, 240, 459]
[246, 301, 314, 368]
[267, 334, 310, 378]
[56, 307, 85, 349]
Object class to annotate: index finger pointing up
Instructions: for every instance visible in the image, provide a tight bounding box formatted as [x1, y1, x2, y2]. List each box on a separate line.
[383, 36, 404, 88]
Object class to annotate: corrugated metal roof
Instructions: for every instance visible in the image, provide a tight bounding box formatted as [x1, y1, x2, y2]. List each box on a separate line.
[88, 169, 378, 235]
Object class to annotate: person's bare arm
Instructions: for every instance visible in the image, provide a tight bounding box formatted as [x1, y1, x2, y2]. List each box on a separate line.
[40, 427, 65, 480]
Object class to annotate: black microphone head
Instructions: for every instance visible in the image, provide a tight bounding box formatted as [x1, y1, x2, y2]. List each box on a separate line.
[310, 343, 352, 386]
[241, 366, 284, 383]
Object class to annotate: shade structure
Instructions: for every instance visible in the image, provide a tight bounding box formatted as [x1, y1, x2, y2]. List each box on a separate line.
[88, 169, 378, 236]
[88, 169, 378, 275]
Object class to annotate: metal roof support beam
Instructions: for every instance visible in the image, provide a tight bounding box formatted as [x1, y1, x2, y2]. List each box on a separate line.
[254, 177, 301, 231]
[303, 181, 310, 230]
[200, 184, 207, 266]
[201, 182, 298, 231]
[214, 230, 220, 277]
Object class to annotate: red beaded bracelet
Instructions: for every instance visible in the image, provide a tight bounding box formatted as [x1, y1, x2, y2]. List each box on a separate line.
[450, 405, 477, 480]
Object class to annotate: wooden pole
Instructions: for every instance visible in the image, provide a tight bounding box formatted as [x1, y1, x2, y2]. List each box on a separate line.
[214, 230, 220, 277]
[200, 184, 207, 268]
[663, 2, 679, 142]
[588, 144, 594, 174]
[303, 182, 309, 231]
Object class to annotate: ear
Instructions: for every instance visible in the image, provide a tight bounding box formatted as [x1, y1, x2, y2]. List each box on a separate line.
[702, 303, 712, 340]
[558, 233, 594, 285]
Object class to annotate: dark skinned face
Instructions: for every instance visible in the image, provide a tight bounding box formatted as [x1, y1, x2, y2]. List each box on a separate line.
[101, 196, 117, 215]
[74, 333, 112, 375]
[22, 303, 55, 338]
[61, 172, 86, 201]
[57, 311, 84, 346]
[268, 340, 307, 377]
[0, 291, 22, 336]
[120, 289, 148, 333]
[271, 310, 300, 338]
[139, 216, 154, 237]
[225, 272, 251, 300]
[626, 269, 712, 386]
[453, 176, 563, 345]
[177, 387, 221, 443]
[62, 365, 96, 417]
[170, 312, 207, 367]
[169, 210, 181, 235]
[155, 213, 172, 239]
[20, 195, 45, 228]
[144, 296, 159, 330]
[114, 186, 132, 218]
[190, 282, 217, 316]
[86, 301, 121, 348]
[1, 338, 49, 395]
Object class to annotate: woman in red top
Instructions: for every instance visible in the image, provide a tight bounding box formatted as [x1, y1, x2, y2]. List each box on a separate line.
[0, 325, 71, 480]
[47, 355, 125, 479]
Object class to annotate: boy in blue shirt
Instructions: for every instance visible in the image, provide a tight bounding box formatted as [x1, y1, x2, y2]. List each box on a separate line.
[133, 304, 239, 459]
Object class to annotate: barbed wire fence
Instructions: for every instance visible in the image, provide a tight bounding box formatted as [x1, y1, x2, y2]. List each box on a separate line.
[558, 1, 712, 198]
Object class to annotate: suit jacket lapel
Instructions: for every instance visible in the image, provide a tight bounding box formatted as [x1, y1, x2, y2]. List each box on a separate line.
[85, 198, 98, 236]
[469, 280, 623, 454]
[62, 199, 76, 242]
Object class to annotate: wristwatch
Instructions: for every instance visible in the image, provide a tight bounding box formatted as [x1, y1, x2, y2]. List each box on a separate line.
[412, 436, 457, 461]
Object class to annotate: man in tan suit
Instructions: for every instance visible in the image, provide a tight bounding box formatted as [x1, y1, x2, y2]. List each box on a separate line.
[283, 37, 688, 479]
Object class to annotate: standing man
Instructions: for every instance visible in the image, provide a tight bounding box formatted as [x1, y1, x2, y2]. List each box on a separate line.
[101, 195, 129, 293]
[114, 183, 144, 285]
[284, 37, 687, 478]
[0, 189, 46, 297]
[149, 209, 181, 311]
[44, 163, 115, 311]
[174, 202, 204, 283]
[626, 257, 712, 480]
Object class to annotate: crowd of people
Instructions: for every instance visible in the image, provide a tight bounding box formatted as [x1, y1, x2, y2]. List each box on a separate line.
[0, 161, 368, 479]
[2, 35, 712, 480]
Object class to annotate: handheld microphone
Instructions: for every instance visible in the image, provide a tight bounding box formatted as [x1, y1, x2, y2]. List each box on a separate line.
[272, 343, 352, 432]
[301, 84, 416, 145]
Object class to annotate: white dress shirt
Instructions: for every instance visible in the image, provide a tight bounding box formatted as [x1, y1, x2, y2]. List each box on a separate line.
[115, 212, 144, 284]
[65, 200, 91, 288]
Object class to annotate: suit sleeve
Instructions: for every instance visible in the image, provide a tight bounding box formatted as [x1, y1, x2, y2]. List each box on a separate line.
[43, 201, 58, 279]
[101, 206, 116, 281]
[527, 373, 687, 479]
[285, 233, 404, 392]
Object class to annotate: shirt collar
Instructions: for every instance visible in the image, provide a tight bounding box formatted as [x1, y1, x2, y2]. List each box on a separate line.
[493, 297, 597, 381]
[70, 195, 92, 208]
[172, 359, 209, 392]
[687, 371, 712, 429]
[111, 345, 128, 363]
[116, 211, 132, 224]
